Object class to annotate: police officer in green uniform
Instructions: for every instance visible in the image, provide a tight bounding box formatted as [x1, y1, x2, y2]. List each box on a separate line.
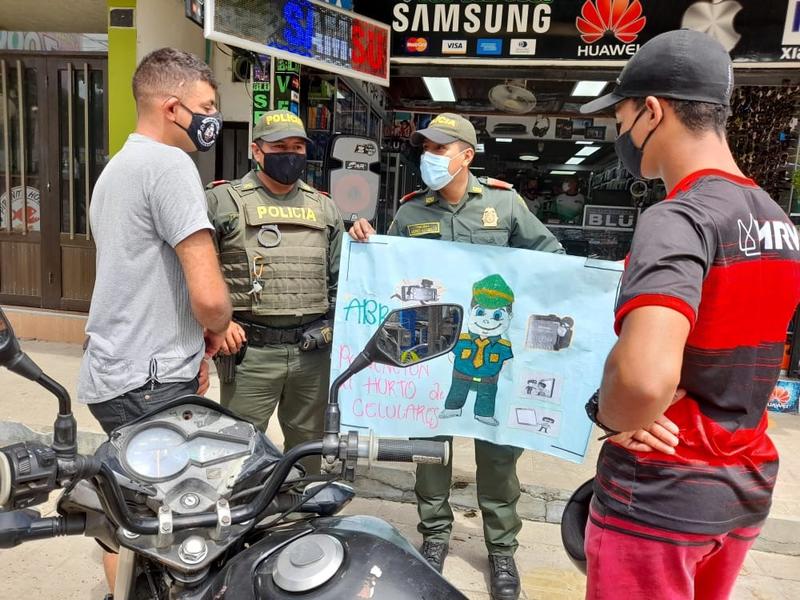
[207, 110, 345, 471]
[350, 113, 563, 600]
[444, 275, 515, 426]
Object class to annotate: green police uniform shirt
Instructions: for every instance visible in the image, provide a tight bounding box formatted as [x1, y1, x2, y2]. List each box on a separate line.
[388, 172, 564, 253]
[453, 333, 513, 380]
[206, 170, 344, 320]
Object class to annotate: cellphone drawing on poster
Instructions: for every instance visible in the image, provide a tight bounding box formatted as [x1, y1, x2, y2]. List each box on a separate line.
[509, 406, 562, 437]
[518, 370, 563, 405]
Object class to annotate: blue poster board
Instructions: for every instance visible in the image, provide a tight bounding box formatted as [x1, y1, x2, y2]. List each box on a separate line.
[331, 236, 623, 463]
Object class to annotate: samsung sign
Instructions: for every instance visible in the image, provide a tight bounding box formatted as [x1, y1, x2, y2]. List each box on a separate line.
[354, 0, 800, 65]
[205, 0, 391, 86]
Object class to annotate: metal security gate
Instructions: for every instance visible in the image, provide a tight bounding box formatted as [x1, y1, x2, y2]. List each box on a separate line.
[0, 52, 107, 311]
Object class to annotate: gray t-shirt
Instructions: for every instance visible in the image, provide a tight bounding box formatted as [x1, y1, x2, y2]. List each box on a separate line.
[78, 134, 213, 404]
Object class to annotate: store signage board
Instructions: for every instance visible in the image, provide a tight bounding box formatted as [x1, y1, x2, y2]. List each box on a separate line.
[583, 205, 640, 231]
[205, 0, 391, 86]
[353, 0, 800, 66]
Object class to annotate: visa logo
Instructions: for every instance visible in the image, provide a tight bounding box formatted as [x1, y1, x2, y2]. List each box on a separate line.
[442, 40, 467, 55]
[477, 39, 503, 56]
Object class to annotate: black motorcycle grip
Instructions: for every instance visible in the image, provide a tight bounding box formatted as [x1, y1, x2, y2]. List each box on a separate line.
[375, 439, 449, 465]
[0, 511, 86, 549]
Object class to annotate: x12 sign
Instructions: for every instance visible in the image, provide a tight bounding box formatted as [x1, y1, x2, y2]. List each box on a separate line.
[205, 0, 391, 86]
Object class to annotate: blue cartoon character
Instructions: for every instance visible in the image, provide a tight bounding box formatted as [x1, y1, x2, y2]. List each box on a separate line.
[439, 274, 514, 427]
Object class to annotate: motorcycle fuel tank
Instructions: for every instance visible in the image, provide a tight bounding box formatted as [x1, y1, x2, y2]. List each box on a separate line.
[200, 515, 466, 600]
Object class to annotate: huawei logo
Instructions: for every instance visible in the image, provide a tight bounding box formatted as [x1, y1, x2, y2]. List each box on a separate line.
[576, 0, 647, 44]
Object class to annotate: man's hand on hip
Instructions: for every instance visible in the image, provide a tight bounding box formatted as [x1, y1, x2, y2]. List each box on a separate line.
[348, 218, 375, 242]
[609, 390, 686, 454]
[197, 359, 210, 396]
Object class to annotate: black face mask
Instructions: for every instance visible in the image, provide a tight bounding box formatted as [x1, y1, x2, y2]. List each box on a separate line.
[178, 102, 223, 152]
[614, 107, 659, 179]
[261, 152, 307, 185]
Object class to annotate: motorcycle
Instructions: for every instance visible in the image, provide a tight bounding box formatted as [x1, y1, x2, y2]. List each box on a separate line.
[0, 303, 468, 599]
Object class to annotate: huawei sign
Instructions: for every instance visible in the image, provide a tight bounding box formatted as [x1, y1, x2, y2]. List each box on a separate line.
[576, 0, 647, 44]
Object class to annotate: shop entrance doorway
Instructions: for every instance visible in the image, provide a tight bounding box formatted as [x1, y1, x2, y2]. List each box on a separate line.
[0, 52, 107, 311]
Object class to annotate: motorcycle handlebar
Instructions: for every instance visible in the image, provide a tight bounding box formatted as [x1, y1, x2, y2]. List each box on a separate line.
[0, 433, 448, 543]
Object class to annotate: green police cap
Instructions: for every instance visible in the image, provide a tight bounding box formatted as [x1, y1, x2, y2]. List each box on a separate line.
[472, 274, 514, 309]
[253, 110, 312, 143]
[411, 113, 478, 149]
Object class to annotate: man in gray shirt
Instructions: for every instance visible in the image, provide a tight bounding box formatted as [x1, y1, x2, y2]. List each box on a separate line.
[77, 48, 232, 595]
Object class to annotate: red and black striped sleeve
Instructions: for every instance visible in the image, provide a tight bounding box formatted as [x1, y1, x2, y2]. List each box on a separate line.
[615, 198, 717, 335]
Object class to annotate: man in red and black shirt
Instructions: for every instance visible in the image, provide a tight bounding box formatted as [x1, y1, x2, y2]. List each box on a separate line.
[581, 30, 800, 599]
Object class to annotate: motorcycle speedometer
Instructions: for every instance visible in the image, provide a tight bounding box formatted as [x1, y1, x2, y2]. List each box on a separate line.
[124, 426, 189, 480]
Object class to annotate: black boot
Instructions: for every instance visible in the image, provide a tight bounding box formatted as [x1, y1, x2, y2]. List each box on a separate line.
[420, 540, 449, 573]
[489, 554, 521, 600]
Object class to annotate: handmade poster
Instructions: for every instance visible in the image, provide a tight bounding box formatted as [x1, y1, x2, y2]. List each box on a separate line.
[331, 236, 623, 463]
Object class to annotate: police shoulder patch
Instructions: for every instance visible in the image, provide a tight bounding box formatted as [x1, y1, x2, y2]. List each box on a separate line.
[459, 333, 472, 341]
[481, 177, 514, 190]
[400, 189, 427, 204]
[205, 180, 229, 190]
[498, 338, 512, 347]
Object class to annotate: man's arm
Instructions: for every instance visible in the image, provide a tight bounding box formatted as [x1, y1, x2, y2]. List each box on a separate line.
[327, 201, 345, 307]
[597, 198, 715, 433]
[598, 306, 690, 432]
[175, 229, 232, 335]
[509, 194, 564, 253]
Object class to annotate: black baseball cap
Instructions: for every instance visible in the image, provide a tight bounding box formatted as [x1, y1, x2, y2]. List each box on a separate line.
[581, 29, 734, 114]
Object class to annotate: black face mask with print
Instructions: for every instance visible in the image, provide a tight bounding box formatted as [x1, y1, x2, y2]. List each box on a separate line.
[178, 103, 223, 152]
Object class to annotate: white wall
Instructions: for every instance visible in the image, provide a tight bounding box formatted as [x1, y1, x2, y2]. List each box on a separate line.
[211, 44, 252, 123]
[136, 0, 205, 62]
[135, 0, 253, 181]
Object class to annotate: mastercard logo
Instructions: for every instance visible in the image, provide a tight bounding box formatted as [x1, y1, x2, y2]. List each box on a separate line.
[406, 37, 428, 53]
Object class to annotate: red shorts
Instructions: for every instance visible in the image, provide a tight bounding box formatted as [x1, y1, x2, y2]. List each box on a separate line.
[585, 501, 761, 600]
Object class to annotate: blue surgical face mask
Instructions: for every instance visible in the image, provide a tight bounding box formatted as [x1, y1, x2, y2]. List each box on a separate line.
[420, 149, 467, 191]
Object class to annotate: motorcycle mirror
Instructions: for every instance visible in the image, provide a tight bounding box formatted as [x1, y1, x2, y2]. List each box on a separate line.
[322, 304, 464, 462]
[0, 305, 77, 458]
[0, 306, 23, 368]
[366, 304, 464, 367]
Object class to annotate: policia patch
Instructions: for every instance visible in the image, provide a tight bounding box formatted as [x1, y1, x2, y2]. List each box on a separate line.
[407, 222, 441, 237]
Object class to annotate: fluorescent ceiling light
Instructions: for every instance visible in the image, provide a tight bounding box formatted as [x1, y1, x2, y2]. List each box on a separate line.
[496, 138, 513, 143]
[423, 77, 456, 102]
[575, 146, 601, 157]
[476, 143, 485, 153]
[571, 81, 608, 97]
[519, 155, 539, 161]
[576, 140, 595, 145]
[550, 170, 577, 176]
[565, 157, 586, 165]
